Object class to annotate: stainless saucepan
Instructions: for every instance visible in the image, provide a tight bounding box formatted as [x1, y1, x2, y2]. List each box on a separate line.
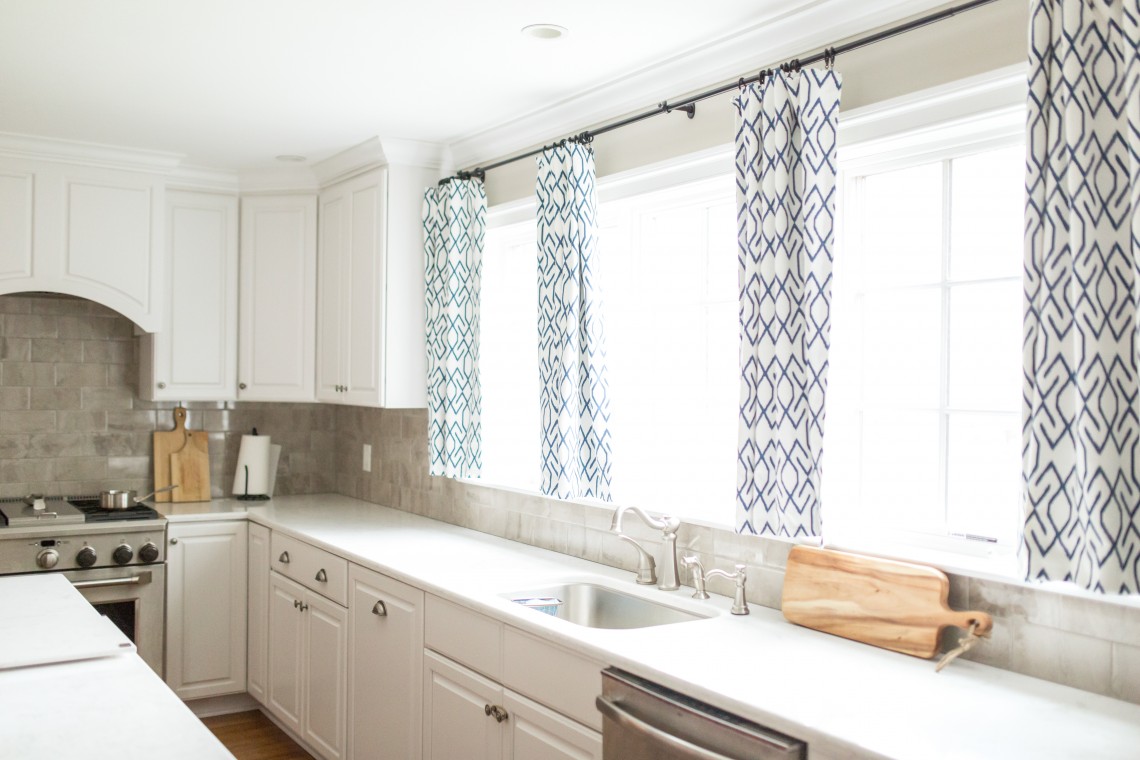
[99, 484, 178, 510]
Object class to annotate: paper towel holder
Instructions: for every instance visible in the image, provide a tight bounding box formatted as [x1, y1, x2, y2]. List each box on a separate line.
[235, 427, 272, 501]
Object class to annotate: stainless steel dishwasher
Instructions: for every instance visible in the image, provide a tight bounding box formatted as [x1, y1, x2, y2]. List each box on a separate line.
[597, 668, 806, 759]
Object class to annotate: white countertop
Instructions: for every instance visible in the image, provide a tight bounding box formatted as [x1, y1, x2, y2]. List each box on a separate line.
[0, 574, 134, 669]
[161, 494, 1140, 760]
[0, 574, 234, 760]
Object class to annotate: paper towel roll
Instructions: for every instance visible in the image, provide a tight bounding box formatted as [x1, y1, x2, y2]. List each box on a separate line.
[232, 434, 272, 496]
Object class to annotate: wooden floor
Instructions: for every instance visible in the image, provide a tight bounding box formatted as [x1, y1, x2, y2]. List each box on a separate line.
[202, 710, 315, 760]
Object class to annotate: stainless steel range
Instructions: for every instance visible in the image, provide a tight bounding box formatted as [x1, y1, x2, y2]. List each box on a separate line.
[0, 495, 167, 675]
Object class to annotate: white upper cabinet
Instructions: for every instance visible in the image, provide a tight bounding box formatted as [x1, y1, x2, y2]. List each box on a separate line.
[238, 193, 318, 401]
[0, 157, 165, 331]
[140, 189, 239, 400]
[316, 160, 431, 408]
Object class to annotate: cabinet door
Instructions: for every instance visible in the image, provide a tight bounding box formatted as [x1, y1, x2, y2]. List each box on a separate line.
[423, 651, 502, 760]
[503, 690, 602, 760]
[238, 194, 317, 401]
[305, 591, 348, 760]
[267, 571, 307, 735]
[164, 521, 248, 700]
[316, 185, 346, 402]
[348, 564, 423, 760]
[247, 522, 270, 704]
[140, 190, 238, 401]
[341, 171, 386, 407]
[0, 169, 34, 283]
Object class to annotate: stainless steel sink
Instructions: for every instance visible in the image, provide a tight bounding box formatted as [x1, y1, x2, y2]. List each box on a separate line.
[504, 582, 712, 629]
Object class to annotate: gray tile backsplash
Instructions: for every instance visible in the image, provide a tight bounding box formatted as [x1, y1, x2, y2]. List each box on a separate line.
[0, 295, 334, 499]
[2, 293, 1135, 708]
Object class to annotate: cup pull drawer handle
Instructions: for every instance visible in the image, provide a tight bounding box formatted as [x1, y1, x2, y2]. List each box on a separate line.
[315, 568, 328, 582]
[372, 600, 387, 617]
[279, 551, 290, 564]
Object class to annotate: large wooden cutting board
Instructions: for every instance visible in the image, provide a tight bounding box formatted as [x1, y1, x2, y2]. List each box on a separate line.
[781, 545, 992, 659]
[152, 407, 189, 502]
[170, 430, 211, 502]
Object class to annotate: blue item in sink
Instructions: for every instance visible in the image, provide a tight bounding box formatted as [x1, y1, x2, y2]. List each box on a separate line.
[511, 596, 564, 616]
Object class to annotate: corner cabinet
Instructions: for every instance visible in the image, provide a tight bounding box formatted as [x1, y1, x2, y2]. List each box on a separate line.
[164, 520, 248, 700]
[238, 194, 318, 401]
[247, 522, 271, 704]
[139, 189, 239, 401]
[0, 157, 165, 331]
[316, 165, 430, 408]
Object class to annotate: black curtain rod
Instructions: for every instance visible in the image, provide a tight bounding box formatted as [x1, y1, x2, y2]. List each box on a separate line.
[439, 0, 1000, 185]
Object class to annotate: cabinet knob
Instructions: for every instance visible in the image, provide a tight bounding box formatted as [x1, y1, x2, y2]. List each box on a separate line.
[279, 551, 290, 564]
[372, 600, 387, 617]
[294, 599, 301, 609]
[239, 382, 247, 390]
[157, 382, 167, 390]
[170, 538, 179, 545]
[315, 568, 328, 583]
[300, 602, 309, 612]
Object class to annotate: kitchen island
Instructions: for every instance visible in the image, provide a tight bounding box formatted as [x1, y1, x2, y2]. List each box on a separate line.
[0, 574, 233, 760]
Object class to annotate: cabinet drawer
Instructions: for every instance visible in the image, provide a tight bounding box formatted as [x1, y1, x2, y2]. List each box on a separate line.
[502, 627, 603, 732]
[424, 595, 501, 680]
[271, 532, 348, 606]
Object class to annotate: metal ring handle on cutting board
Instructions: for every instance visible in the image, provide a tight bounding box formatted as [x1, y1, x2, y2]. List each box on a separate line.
[596, 696, 737, 760]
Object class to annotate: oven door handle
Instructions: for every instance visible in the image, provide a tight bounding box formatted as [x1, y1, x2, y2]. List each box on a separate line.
[72, 571, 152, 590]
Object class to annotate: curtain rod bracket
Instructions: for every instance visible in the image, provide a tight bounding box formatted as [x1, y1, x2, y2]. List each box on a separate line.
[659, 101, 696, 119]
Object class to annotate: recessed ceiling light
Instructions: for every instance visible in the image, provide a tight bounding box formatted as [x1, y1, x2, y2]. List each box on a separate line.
[275, 154, 307, 163]
[521, 23, 568, 41]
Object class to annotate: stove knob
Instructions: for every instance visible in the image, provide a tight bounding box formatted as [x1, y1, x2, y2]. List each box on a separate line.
[112, 544, 134, 565]
[36, 549, 59, 569]
[138, 542, 160, 563]
[76, 546, 98, 568]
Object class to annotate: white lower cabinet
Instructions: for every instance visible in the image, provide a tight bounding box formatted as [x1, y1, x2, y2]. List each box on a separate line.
[267, 570, 348, 760]
[165, 520, 248, 700]
[423, 595, 602, 760]
[424, 650, 503, 760]
[423, 651, 601, 760]
[348, 564, 424, 760]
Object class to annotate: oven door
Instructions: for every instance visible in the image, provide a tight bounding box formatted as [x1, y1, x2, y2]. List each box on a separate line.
[63, 564, 165, 677]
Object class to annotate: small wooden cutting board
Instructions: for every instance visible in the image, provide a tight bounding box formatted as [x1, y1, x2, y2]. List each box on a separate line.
[152, 407, 189, 502]
[781, 545, 992, 659]
[170, 430, 211, 502]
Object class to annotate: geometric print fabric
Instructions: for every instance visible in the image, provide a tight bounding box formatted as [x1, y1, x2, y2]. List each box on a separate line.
[422, 179, 485, 479]
[535, 143, 613, 501]
[1020, 0, 1140, 593]
[735, 68, 842, 538]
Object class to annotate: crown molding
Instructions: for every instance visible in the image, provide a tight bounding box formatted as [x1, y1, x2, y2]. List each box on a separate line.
[447, 0, 951, 169]
[166, 164, 242, 193]
[0, 132, 184, 173]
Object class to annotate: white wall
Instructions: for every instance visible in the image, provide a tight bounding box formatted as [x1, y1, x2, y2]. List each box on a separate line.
[481, 0, 1027, 205]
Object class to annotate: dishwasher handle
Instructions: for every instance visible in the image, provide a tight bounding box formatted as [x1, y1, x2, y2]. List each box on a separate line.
[597, 696, 735, 760]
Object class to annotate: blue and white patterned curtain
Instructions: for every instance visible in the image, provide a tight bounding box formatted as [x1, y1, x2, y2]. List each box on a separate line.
[422, 179, 485, 478]
[1021, 0, 1139, 593]
[535, 143, 613, 500]
[735, 68, 842, 537]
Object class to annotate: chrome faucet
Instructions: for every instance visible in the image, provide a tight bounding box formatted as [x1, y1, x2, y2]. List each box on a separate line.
[610, 506, 681, 591]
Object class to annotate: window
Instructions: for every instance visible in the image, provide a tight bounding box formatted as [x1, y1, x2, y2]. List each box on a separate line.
[480, 175, 739, 524]
[823, 67, 1027, 567]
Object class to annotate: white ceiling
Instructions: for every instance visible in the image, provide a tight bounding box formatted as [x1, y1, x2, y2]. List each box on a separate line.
[0, 0, 943, 172]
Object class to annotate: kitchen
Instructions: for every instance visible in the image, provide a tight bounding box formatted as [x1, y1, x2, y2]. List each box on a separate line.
[0, 0, 1138, 758]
